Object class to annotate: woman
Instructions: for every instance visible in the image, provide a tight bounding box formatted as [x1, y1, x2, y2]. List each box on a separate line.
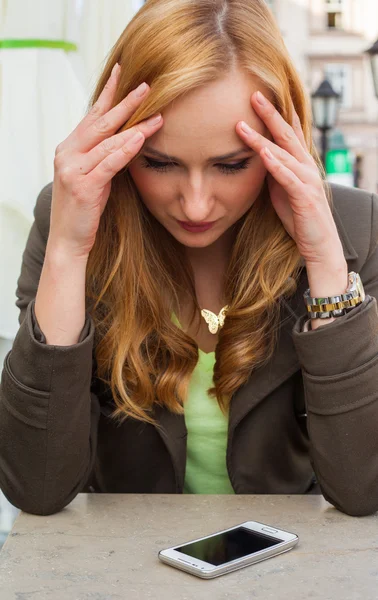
[0, 0, 377, 517]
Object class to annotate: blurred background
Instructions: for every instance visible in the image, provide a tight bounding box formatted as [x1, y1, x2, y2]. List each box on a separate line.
[0, 0, 378, 549]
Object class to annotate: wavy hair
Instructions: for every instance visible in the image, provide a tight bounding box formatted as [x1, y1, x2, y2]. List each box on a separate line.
[86, 0, 330, 430]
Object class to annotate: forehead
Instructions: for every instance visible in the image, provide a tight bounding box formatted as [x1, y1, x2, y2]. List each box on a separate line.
[151, 69, 270, 152]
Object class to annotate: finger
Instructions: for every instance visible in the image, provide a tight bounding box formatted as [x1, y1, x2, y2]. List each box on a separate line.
[266, 173, 294, 236]
[87, 129, 147, 189]
[260, 146, 304, 199]
[71, 73, 151, 154]
[238, 121, 310, 183]
[251, 91, 312, 165]
[80, 113, 162, 174]
[290, 102, 307, 151]
[68, 63, 122, 145]
[78, 81, 151, 154]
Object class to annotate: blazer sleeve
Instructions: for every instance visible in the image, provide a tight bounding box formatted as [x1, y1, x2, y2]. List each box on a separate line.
[292, 191, 378, 517]
[0, 182, 101, 516]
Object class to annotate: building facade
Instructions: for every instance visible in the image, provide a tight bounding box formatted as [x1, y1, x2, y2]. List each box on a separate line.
[266, 0, 378, 193]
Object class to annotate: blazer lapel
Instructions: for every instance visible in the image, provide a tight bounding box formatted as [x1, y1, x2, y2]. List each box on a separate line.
[153, 403, 187, 491]
[332, 200, 358, 262]
[228, 198, 359, 434]
[228, 269, 308, 435]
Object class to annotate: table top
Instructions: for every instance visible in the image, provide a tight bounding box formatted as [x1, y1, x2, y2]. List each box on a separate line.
[0, 493, 377, 599]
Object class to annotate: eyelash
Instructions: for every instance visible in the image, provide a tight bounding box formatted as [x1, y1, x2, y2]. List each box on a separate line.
[140, 156, 252, 175]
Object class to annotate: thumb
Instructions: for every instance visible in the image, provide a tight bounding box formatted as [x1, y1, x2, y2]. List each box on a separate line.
[267, 174, 294, 238]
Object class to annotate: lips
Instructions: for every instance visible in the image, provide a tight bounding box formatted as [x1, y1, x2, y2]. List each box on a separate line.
[177, 220, 216, 232]
[179, 221, 215, 226]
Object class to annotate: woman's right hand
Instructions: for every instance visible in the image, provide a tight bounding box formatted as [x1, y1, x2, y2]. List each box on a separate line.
[48, 63, 163, 259]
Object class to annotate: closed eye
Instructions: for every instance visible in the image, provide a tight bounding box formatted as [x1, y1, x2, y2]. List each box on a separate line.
[140, 156, 253, 175]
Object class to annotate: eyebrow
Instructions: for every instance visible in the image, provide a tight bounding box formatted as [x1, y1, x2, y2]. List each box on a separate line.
[142, 145, 255, 162]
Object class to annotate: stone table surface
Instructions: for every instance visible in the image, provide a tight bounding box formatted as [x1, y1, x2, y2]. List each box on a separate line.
[0, 493, 377, 599]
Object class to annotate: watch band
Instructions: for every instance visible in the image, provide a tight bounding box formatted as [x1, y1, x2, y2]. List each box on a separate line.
[303, 271, 365, 320]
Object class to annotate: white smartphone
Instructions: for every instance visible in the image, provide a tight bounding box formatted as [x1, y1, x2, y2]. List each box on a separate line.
[158, 520, 299, 579]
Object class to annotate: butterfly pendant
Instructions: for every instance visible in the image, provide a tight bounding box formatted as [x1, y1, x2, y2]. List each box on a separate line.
[200, 305, 230, 335]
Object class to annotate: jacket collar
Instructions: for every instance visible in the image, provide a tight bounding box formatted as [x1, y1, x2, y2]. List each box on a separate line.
[332, 204, 358, 262]
[228, 200, 359, 433]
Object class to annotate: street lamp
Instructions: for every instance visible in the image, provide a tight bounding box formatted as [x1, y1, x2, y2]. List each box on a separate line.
[365, 38, 378, 99]
[311, 79, 341, 168]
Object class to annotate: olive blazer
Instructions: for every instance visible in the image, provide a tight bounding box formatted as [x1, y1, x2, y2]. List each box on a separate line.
[1, 182, 378, 517]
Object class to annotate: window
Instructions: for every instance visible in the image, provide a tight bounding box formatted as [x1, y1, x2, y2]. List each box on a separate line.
[325, 0, 344, 29]
[324, 64, 352, 109]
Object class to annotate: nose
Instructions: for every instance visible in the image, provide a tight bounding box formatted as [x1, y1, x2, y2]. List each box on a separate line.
[179, 176, 215, 222]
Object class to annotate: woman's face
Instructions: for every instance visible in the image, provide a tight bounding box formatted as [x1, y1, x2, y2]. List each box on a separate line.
[128, 67, 272, 250]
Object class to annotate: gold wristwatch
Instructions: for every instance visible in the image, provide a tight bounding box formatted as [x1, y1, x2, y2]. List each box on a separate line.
[303, 271, 365, 320]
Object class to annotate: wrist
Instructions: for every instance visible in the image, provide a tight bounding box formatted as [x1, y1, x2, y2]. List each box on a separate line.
[305, 259, 349, 331]
[46, 238, 90, 268]
[306, 259, 349, 299]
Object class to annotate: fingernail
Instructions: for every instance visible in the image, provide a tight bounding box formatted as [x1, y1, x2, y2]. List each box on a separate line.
[135, 82, 148, 97]
[111, 62, 120, 78]
[146, 114, 162, 125]
[240, 121, 252, 134]
[256, 91, 267, 105]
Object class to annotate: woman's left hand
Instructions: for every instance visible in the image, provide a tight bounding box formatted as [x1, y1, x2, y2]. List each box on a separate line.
[236, 91, 344, 268]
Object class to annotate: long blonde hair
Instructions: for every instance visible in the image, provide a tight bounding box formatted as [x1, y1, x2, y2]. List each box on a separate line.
[86, 0, 329, 429]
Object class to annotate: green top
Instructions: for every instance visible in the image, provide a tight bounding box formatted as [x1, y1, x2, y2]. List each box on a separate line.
[171, 312, 235, 494]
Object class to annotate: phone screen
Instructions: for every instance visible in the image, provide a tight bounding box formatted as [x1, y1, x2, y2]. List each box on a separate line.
[175, 527, 283, 566]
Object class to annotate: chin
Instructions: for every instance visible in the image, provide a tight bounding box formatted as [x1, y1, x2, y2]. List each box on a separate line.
[176, 231, 221, 248]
